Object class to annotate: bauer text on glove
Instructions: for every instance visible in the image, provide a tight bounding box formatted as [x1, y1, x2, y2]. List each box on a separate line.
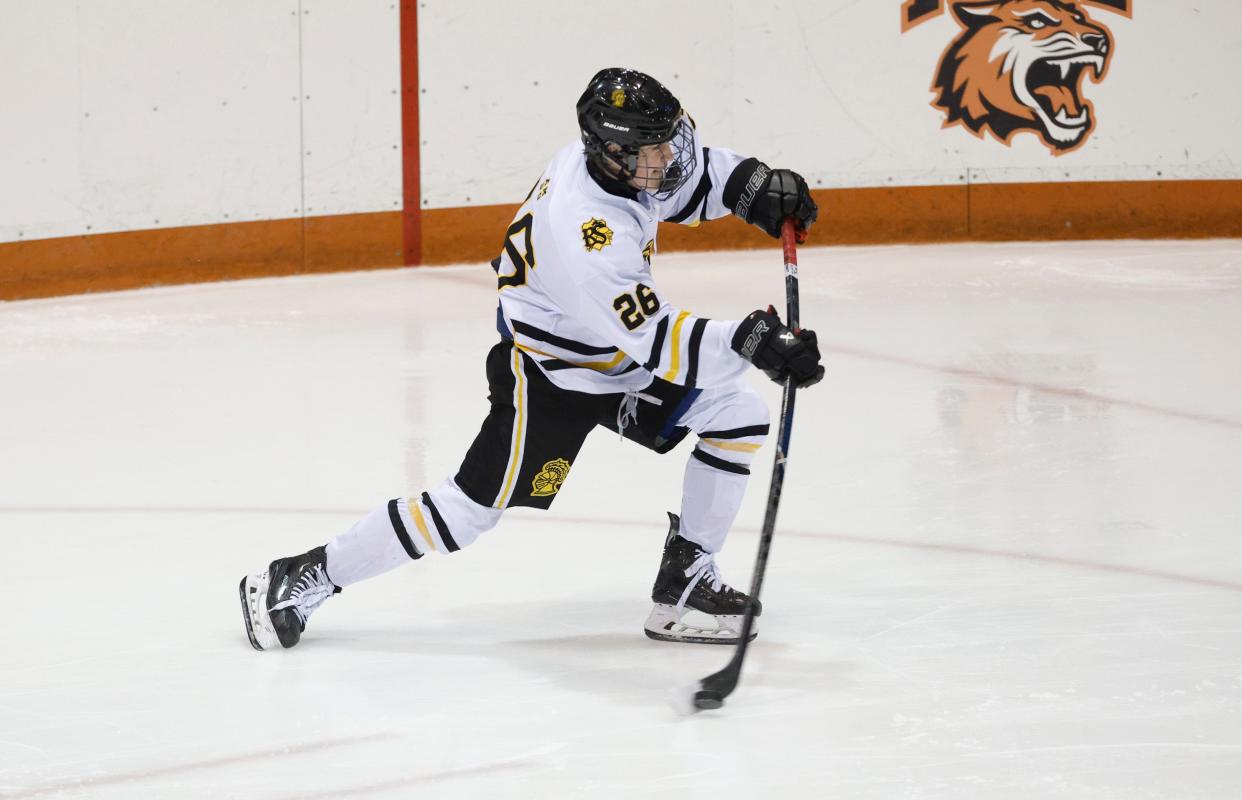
[723, 159, 818, 239]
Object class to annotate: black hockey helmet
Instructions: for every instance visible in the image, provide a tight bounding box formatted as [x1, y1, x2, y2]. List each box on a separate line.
[576, 67, 696, 199]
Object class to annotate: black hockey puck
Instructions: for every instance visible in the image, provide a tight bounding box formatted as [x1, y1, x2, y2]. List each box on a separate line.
[693, 690, 724, 710]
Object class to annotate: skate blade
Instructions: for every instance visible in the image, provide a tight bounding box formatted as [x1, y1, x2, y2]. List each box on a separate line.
[238, 571, 280, 651]
[643, 604, 758, 645]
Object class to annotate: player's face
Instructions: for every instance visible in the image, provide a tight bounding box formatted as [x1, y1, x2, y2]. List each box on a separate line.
[628, 141, 675, 193]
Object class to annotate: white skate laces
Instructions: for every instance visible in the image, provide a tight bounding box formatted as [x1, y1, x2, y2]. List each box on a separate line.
[269, 564, 336, 626]
[677, 551, 724, 611]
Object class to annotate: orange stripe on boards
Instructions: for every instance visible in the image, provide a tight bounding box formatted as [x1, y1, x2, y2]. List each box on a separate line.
[3, 180, 1240, 301]
[969, 180, 1242, 241]
[420, 204, 522, 266]
[305, 211, 403, 273]
[414, 179, 1242, 264]
[0, 212, 402, 301]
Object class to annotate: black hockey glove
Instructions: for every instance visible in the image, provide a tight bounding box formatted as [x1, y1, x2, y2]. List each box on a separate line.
[731, 307, 825, 388]
[723, 159, 818, 241]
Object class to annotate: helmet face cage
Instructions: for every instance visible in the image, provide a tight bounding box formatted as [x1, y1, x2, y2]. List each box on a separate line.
[577, 68, 697, 200]
[616, 115, 696, 200]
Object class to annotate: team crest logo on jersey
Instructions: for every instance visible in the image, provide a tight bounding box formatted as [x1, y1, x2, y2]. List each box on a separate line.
[531, 458, 571, 497]
[902, 1, 1129, 155]
[581, 218, 614, 252]
[642, 239, 655, 265]
[538, 179, 550, 199]
[611, 88, 626, 108]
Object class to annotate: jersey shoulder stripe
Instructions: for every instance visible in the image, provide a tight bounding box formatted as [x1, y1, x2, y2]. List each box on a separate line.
[663, 148, 712, 224]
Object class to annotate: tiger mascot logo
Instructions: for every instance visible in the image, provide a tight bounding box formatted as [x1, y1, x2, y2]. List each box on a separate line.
[928, 1, 1115, 154]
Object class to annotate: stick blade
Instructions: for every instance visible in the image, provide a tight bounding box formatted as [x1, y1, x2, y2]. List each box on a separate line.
[693, 661, 740, 710]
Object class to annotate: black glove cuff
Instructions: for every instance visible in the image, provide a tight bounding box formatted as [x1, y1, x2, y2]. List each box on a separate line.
[730, 309, 779, 363]
[722, 158, 771, 223]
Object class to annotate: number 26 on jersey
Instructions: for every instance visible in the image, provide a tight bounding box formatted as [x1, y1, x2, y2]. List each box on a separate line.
[613, 283, 660, 331]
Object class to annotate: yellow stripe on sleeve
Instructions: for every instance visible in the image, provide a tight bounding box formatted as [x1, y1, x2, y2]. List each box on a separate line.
[661, 311, 692, 382]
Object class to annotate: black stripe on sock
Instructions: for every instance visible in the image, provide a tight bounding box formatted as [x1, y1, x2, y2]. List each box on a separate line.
[420, 492, 460, 553]
[663, 148, 712, 224]
[684, 318, 708, 388]
[699, 424, 770, 440]
[691, 447, 751, 475]
[643, 315, 670, 371]
[388, 499, 423, 560]
[511, 319, 617, 356]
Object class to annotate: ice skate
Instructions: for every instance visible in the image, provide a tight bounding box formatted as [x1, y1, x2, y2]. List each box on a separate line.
[239, 546, 340, 651]
[644, 513, 760, 645]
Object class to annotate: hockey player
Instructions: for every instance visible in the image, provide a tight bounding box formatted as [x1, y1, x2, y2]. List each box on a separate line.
[240, 67, 822, 650]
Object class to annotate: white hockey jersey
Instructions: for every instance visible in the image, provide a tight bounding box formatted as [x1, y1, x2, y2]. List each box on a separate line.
[492, 132, 755, 395]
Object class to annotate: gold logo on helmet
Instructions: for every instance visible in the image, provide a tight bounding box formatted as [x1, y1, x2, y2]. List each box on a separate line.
[611, 88, 626, 107]
[531, 458, 571, 497]
[581, 218, 614, 252]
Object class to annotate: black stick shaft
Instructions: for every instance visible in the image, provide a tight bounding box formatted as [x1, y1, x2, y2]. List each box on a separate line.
[695, 219, 802, 705]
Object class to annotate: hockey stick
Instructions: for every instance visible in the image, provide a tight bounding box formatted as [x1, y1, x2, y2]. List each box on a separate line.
[676, 218, 804, 713]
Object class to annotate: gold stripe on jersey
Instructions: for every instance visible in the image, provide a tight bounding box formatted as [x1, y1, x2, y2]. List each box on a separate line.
[662, 311, 693, 381]
[581, 350, 630, 370]
[496, 348, 528, 508]
[702, 438, 764, 453]
[514, 343, 630, 372]
[513, 343, 556, 359]
[410, 500, 438, 552]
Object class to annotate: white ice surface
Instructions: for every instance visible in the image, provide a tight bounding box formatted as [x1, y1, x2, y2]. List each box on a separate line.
[1, 240, 1241, 799]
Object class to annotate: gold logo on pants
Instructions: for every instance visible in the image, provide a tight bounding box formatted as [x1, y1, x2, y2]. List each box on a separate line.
[531, 458, 571, 496]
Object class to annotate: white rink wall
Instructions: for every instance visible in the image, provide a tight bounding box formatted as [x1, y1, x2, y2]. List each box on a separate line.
[0, 0, 402, 244]
[2, 0, 1241, 243]
[419, 0, 1241, 205]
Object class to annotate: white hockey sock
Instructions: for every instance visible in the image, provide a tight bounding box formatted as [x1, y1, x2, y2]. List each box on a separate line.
[674, 381, 769, 553]
[324, 480, 504, 586]
[416, 478, 503, 552]
[324, 501, 418, 587]
[679, 454, 752, 553]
